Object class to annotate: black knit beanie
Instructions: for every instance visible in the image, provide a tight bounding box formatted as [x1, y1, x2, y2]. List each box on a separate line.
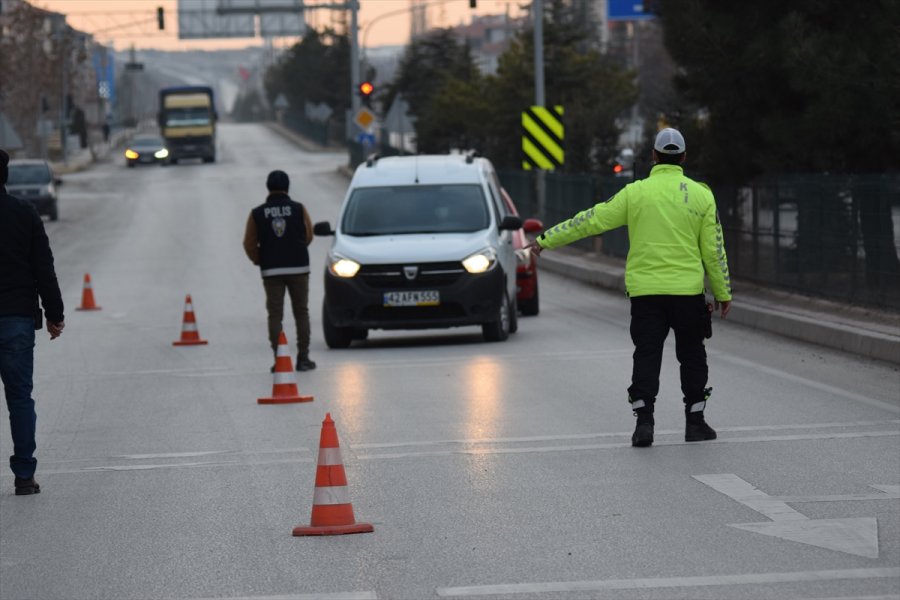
[266, 170, 289, 192]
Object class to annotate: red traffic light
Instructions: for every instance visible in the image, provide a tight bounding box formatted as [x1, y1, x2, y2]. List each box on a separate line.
[358, 81, 374, 97]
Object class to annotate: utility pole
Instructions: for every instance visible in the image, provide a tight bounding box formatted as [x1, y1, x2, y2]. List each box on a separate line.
[533, 0, 546, 219]
[533, 0, 544, 107]
[349, 0, 360, 134]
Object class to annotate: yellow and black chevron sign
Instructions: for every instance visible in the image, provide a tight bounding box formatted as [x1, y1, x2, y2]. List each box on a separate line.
[522, 105, 564, 170]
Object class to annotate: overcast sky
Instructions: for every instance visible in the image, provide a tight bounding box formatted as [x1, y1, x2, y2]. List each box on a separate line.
[33, 0, 526, 51]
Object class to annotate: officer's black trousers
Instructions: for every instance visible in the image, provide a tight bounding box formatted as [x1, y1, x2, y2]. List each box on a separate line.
[627, 294, 708, 407]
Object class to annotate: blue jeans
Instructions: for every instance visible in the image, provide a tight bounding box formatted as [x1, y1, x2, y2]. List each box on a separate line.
[0, 316, 37, 479]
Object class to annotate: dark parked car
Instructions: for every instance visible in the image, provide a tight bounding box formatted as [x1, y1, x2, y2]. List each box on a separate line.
[501, 189, 543, 316]
[124, 135, 169, 167]
[6, 159, 61, 221]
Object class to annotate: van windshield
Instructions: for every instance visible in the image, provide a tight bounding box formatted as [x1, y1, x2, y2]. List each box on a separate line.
[341, 185, 489, 235]
[164, 107, 211, 127]
[7, 164, 51, 185]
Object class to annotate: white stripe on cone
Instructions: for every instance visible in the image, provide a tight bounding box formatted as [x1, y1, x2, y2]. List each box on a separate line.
[273, 372, 297, 385]
[313, 486, 352, 506]
[317, 447, 343, 466]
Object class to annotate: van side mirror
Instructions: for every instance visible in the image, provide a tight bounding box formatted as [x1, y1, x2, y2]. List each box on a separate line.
[313, 221, 334, 236]
[499, 215, 522, 231]
[54, 178, 63, 186]
[523, 218, 543, 233]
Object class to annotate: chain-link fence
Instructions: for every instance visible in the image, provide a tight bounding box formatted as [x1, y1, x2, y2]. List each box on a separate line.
[499, 169, 900, 310]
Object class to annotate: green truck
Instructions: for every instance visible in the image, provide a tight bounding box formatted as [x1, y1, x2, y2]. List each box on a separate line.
[157, 86, 217, 163]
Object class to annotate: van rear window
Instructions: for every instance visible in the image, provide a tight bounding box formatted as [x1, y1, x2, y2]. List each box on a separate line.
[341, 185, 489, 235]
[7, 164, 51, 185]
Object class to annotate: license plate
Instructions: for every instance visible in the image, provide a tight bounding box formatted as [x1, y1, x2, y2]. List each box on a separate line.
[383, 290, 440, 307]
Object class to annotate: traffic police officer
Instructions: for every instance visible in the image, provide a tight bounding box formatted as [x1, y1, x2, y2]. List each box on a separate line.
[526, 128, 732, 447]
[243, 170, 316, 371]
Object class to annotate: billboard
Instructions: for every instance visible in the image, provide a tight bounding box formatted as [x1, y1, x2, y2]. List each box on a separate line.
[178, 0, 306, 39]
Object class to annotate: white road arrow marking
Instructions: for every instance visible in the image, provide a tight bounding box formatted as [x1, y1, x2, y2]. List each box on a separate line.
[694, 474, 898, 558]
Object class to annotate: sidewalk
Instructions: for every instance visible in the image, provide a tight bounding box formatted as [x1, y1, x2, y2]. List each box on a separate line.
[538, 247, 899, 364]
[275, 123, 900, 365]
[265, 120, 346, 154]
[50, 129, 129, 175]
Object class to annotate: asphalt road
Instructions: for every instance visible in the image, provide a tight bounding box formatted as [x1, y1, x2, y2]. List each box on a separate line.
[1, 123, 898, 600]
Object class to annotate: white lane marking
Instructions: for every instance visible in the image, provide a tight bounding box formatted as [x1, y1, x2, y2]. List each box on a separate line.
[716, 354, 900, 414]
[351, 420, 900, 450]
[731, 518, 880, 559]
[694, 474, 809, 521]
[42, 456, 314, 475]
[35, 430, 899, 473]
[434, 567, 900, 597]
[117, 450, 231, 460]
[694, 474, 891, 558]
[189, 593, 377, 600]
[356, 430, 899, 460]
[801, 596, 900, 600]
[768, 484, 900, 503]
[82, 461, 239, 472]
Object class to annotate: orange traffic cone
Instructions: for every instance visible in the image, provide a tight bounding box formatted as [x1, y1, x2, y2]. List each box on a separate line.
[258, 331, 313, 404]
[293, 413, 373, 536]
[75, 273, 101, 311]
[172, 294, 208, 346]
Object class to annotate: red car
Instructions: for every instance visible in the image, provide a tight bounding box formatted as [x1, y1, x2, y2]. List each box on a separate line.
[501, 189, 543, 316]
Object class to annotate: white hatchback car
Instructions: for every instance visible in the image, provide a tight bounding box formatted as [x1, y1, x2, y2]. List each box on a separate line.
[313, 153, 523, 348]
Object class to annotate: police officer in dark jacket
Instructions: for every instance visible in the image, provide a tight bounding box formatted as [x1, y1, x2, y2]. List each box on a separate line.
[243, 170, 316, 371]
[0, 149, 64, 496]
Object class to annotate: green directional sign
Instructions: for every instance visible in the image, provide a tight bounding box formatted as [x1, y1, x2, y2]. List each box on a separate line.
[522, 105, 564, 170]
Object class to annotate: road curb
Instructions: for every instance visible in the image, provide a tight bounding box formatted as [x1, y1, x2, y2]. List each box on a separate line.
[538, 251, 900, 364]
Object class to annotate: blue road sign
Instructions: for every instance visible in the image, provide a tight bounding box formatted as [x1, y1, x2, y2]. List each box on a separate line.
[608, 0, 655, 21]
[357, 133, 375, 146]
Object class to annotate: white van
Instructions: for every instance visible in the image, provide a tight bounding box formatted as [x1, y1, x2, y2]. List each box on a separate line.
[313, 153, 523, 347]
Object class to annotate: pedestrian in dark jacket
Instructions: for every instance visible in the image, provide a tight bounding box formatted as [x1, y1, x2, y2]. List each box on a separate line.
[242, 170, 316, 371]
[0, 148, 64, 495]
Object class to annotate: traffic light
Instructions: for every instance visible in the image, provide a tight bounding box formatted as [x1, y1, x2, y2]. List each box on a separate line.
[358, 81, 374, 107]
[157, 7, 164, 30]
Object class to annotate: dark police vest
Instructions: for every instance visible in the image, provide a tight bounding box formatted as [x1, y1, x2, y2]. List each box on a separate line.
[251, 193, 310, 277]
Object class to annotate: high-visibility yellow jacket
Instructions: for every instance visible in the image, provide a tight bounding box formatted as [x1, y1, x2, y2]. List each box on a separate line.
[536, 164, 732, 301]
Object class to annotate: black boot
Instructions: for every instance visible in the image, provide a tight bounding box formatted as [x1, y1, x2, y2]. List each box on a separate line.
[685, 387, 717, 442]
[630, 397, 654, 447]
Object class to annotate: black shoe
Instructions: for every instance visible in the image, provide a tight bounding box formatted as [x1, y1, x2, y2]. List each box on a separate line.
[296, 359, 316, 372]
[632, 422, 654, 447]
[14, 477, 40, 496]
[685, 420, 717, 442]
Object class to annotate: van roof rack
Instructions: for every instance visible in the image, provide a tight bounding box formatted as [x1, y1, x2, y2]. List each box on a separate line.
[365, 153, 381, 167]
[464, 149, 480, 164]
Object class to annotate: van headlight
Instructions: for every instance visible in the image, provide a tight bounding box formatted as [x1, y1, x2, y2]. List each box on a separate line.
[124, 149, 138, 159]
[462, 247, 497, 274]
[154, 148, 169, 159]
[329, 255, 360, 278]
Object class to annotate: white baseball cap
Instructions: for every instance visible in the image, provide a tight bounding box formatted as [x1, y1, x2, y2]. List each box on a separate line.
[654, 128, 686, 154]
